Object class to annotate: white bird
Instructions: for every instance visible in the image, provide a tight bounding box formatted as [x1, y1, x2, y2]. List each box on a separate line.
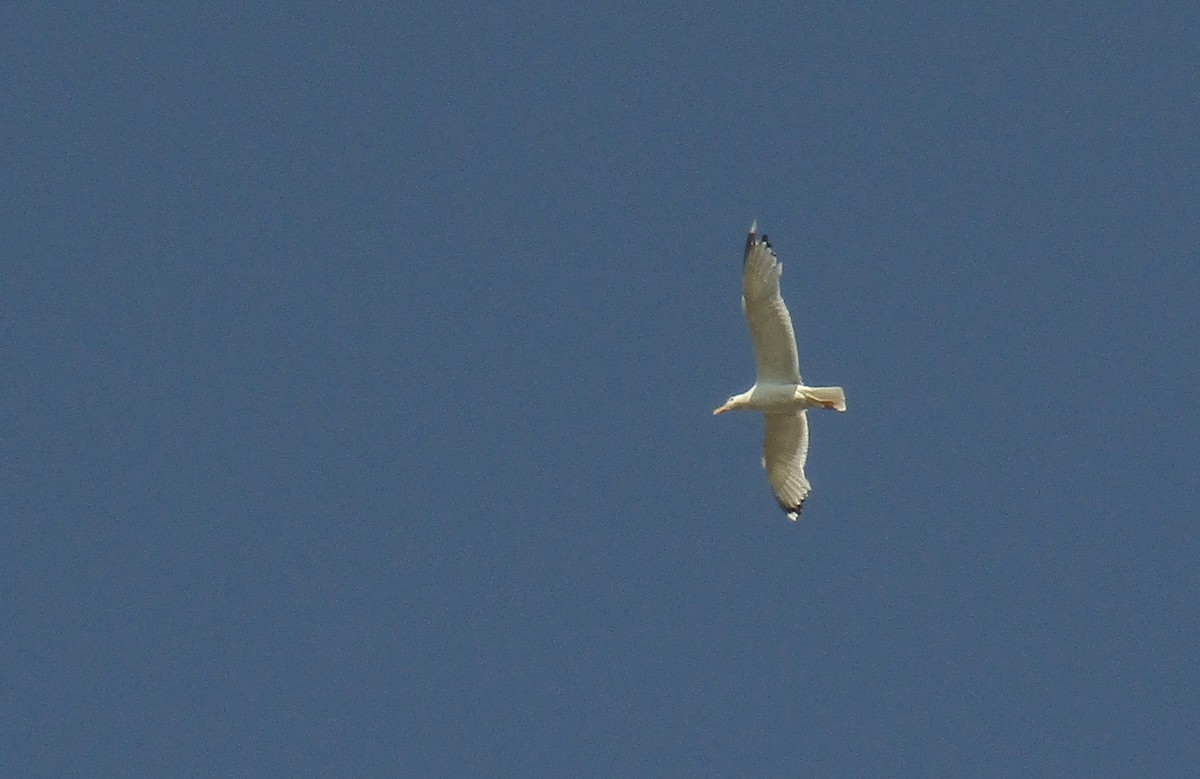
[713, 222, 846, 520]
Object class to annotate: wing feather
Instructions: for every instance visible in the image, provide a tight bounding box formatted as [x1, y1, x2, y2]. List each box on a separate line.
[762, 411, 811, 520]
[742, 226, 802, 384]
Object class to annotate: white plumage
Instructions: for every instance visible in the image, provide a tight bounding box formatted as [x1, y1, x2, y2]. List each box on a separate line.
[713, 222, 846, 520]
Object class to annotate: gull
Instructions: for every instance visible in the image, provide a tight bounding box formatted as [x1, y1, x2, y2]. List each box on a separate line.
[713, 222, 846, 520]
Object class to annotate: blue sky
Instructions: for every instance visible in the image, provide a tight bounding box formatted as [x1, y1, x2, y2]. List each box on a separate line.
[5, 3, 1198, 775]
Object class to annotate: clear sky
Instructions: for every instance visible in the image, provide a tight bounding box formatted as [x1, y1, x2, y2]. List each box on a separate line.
[5, 3, 1198, 776]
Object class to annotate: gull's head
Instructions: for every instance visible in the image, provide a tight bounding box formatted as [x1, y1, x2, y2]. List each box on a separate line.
[712, 395, 740, 415]
[714, 389, 755, 415]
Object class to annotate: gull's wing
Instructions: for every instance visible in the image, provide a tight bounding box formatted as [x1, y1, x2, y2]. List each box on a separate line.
[762, 411, 811, 520]
[742, 222, 802, 384]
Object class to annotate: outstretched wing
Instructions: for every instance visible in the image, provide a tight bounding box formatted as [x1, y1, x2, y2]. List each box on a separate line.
[762, 411, 811, 520]
[742, 222, 802, 384]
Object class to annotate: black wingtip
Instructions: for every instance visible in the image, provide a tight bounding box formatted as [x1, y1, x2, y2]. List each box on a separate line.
[744, 222, 774, 264]
[779, 497, 805, 521]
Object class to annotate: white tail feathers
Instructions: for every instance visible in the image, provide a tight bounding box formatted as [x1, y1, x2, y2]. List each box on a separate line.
[807, 386, 847, 412]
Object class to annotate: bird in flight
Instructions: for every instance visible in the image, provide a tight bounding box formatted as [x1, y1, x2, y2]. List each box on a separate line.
[713, 222, 846, 520]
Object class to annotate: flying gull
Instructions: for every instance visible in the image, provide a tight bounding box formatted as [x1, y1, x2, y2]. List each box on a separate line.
[713, 222, 847, 520]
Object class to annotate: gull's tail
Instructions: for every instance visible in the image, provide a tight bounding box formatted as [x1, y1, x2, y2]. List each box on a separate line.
[807, 386, 846, 412]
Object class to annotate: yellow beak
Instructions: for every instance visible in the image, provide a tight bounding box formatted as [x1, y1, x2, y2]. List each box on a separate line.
[712, 406, 728, 415]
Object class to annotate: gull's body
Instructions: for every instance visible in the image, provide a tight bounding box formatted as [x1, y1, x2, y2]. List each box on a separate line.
[713, 222, 846, 520]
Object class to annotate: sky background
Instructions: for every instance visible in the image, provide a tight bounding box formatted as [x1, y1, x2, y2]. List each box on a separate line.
[4, 2, 1199, 776]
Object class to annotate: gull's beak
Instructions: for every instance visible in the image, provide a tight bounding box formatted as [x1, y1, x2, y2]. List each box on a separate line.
[712, 405, 728, 415]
